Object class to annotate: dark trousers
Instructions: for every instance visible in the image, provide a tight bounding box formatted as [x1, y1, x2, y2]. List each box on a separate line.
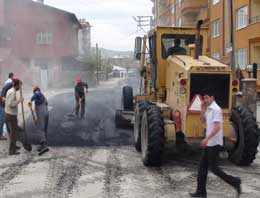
[36, 104, 49, 145]
[197, 145, 239, 193]
[5, 114, 18, 153]
[75, 97, 85, 118]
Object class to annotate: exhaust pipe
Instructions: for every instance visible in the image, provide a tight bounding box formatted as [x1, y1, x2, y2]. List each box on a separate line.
[194, 20, 203, 59]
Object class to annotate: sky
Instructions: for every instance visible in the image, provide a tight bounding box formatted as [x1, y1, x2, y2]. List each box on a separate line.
[45, 0, 153, 51]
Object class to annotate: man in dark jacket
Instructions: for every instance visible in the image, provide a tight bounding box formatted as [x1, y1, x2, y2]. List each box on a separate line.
[167, 38, 187, 57]
[0, 81, 14, 140]
[28, 86, 49, 155]
[74, 77, 88, 119]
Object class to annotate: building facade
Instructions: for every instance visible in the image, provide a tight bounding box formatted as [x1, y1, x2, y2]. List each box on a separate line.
[151, 0, 260, 69]
[151, 0, 208, 27]
[0, 0, 81, 88]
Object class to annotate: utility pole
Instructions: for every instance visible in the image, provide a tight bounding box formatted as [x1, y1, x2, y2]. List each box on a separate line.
[96, 43, 99, 85]
[229, 0, 236, 73]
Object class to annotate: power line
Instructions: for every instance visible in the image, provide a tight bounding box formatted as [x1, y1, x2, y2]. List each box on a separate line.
[133, 16, 154, 34]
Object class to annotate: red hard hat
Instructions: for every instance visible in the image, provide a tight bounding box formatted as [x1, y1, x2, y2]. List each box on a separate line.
[33, 86, 40, 92]
[76, 77, 81, 83]
[12, 76, 17, 81]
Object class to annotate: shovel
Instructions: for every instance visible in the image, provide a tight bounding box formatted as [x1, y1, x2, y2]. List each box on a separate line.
[28, 104, 37, 126]
[20, 85, 32, 152]
[65, 97, 82, 119]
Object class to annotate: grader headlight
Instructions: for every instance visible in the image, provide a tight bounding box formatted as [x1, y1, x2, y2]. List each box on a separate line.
[232, 79, 239, 93]
[179, 79, 187, 94]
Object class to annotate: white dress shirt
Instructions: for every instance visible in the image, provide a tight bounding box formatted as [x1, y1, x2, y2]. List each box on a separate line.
[204, 101, 223, 146]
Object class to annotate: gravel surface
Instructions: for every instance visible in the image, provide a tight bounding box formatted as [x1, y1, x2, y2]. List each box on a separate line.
[0, 78, 260, 198]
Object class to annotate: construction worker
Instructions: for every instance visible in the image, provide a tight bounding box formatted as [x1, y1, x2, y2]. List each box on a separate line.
[74, 77, 88, 119]
[4, 72, 14, 85]
[190, 88, 241, 197]
[5, 79, 23, 155]
[167, 38, 187, 57]
[28, 86, 49, 155]
[0, 96, 7, 140]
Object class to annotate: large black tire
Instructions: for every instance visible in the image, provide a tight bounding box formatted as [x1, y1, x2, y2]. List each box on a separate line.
[122, 86, 133, 111]
[229, 106, 260, 166]
[141, 105, 165, 166]
[134, 101, 149, 152]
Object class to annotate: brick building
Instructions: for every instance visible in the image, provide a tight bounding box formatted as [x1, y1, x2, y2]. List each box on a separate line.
[0, 0, 81, 88]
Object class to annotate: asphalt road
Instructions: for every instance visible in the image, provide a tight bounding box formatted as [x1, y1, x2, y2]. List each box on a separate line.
[0, 78, 260, 198]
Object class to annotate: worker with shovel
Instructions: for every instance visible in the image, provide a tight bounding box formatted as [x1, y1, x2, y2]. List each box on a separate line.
[28, 86, 49, 155]
[5, 79, 24, 155]
[74, 77, 88, 119]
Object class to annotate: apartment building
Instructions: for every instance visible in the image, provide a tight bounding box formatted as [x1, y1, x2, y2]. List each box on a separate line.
[151, 0, 260, 69]
[151, 0, 208, 27]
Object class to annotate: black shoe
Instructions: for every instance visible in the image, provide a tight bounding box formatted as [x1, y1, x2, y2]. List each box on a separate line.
[189, 192, 207, 198]
[38, 146, 49, 156]
[234, 178, 241, 196]
[37, 145, 42, 152]
[9, 151, 20, 155]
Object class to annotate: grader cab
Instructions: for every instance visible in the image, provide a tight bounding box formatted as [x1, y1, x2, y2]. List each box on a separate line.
[116, 21, 260, 167]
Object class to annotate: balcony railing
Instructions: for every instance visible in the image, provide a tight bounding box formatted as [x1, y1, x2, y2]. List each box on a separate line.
[249, 15, 260, 25]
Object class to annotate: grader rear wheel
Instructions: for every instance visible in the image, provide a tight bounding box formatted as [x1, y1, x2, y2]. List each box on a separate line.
[229, 106, 260, 166]
[141, 105, 165, 167]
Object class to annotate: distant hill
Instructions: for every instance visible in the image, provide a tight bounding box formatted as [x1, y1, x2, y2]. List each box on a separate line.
[91, 48, 134, 58]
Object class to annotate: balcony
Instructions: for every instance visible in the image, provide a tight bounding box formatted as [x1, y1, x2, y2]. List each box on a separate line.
[251, 0, 260, 19]
[249, 15, 260, 25]
[180, 0, 208, 16]
[159, 0, 171, 7]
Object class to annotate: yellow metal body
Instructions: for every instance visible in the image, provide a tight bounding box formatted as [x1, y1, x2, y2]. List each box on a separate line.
[150, 27, 208, 101]
[137, 26, 237, 145]
[165, 56, 234, 140]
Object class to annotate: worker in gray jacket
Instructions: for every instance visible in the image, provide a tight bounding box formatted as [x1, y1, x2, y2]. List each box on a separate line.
[28, 86, 49, 155]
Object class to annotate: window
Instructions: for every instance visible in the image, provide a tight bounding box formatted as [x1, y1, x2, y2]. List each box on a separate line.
[212, 52, 220, 60]
[212, 20, 220, 38]
[178, 17, 182, 27]
[236, 48, 248, 69]
[236, 6, 248, 29]
[161, 34, 203, 59]
[36, 32, 53, 44]
[171, 5, 175, 14]
[178, 0, 182, 7]
[212, 0, 219, 5]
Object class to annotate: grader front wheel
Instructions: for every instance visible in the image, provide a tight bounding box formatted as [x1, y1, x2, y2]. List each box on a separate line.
[134, 101, 149, 152]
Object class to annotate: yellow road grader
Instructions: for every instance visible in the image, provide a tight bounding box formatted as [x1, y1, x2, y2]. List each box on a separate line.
[115, 20, 260, 167]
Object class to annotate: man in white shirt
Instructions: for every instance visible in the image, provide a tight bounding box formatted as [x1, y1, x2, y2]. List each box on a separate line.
[190, 88, 241, 198]
[4, 72, 14, 85]
[5, 79, 24, 155]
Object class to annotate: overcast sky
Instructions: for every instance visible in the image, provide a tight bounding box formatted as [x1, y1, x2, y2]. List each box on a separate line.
[45, 0, 153, 51]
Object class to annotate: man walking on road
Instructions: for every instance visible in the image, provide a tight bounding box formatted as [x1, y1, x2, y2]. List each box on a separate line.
[28, 86, 49, 155]
[74, 77, 88, 119]
[190, 88, 241, 198]
[5, 79, 23, 155]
